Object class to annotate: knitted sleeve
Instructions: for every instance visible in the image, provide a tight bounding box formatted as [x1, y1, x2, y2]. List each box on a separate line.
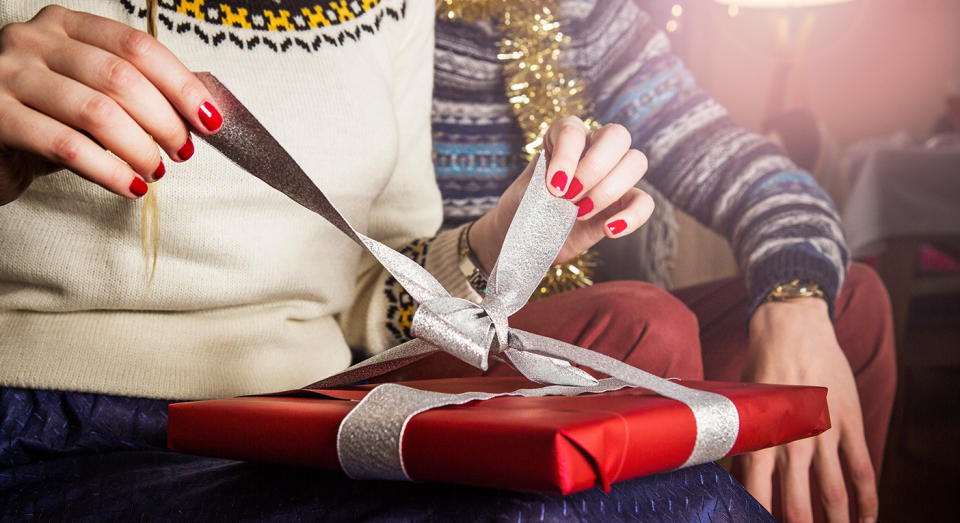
[338, 1, 480, 355]
[577, 0, 849, 319]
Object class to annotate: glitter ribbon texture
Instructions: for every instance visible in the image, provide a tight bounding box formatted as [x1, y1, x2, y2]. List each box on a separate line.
[195, 73, 740, 482]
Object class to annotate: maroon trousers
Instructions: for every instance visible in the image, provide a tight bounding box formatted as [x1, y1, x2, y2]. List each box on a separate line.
[393, 262, 896, 513]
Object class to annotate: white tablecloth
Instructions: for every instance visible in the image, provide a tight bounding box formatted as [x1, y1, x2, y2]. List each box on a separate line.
[842, 145, 960, 257]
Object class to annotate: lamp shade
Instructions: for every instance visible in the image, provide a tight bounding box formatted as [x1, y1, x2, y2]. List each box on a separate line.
[714, 0, 853, 7]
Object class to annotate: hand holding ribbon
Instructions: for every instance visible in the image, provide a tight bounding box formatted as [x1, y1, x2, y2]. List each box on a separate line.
[194, 73, 740, 485]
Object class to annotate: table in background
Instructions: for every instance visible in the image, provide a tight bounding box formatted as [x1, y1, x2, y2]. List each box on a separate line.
[842, 145, 960, 350]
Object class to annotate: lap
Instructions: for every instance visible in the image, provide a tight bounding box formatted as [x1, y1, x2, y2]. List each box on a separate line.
[0, 387, 773, 522]
[386, 281, 703, 381]
[0, 448, 772, 522]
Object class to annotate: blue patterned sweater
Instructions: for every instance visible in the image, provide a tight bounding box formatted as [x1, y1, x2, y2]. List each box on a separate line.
[431, 0, 849, 319]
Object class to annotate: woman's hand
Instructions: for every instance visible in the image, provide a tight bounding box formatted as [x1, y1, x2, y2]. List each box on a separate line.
[0, 5, 223, 205]
[469, 116, 653, 272]
[740, 298, 878, 523]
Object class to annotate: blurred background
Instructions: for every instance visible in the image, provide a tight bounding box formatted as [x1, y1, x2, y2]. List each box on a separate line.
[643, 0, 960, 519]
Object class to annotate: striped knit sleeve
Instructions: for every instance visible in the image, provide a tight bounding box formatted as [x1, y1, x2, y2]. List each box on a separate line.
[572, 0, 850, 319]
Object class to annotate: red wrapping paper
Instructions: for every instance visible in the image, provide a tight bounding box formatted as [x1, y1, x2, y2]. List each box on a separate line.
[167, 377, 829, 495]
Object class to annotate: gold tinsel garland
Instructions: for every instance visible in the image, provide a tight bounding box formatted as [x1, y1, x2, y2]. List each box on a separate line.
[437, 0, 597, 298]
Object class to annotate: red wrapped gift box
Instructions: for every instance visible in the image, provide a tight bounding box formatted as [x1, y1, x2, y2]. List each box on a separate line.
[168, 377, 829, 495]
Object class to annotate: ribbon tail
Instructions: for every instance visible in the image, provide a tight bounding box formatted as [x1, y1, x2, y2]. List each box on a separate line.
[305, 339, 440, 389]
[194, 72, 450, 305]
[501, 346, 597, 387]
[510, 329, 741, 467]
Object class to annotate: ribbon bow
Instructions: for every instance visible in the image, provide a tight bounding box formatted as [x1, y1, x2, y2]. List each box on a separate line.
[409, 150, 598, 387]
[195, 73, 740, 484]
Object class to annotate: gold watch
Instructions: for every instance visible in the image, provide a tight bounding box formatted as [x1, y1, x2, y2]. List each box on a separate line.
[458, 222, 488, 295]
[766, 280, 824, 302]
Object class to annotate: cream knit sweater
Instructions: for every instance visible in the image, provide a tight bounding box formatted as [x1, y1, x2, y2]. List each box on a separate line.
[0, 0, 478, 400]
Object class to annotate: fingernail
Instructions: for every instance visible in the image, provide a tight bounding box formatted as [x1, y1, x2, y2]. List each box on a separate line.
[153, 161, 165, 180]
[177, 135, 194, 161]
[607, 219, 627, 235]
[550, 170, 568, 192]
[564, 178, 583, 199]
[576, 197, 594, 217]
[198, 101, 222, 132]
[862, 518, 876, 523]
[129, 177, 148, 197]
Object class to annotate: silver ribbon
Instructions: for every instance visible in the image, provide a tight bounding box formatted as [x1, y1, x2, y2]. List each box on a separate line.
[196, 73, 740, 483]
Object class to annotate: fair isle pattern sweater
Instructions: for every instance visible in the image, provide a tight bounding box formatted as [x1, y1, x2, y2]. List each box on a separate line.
[0, 0, 479, 400]
[432, 0, 849, 319]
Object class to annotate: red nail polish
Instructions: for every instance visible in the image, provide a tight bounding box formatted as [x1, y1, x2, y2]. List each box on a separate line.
[564, 178, 583, 199]
[129, 177, 148, 197]
[607, 219, 627, 235]
[577, 197, 594, 217]
[550, 170, 567, 192]
[153, 161, 165, 180]
[198, 101, 222, 132]
[177, 136, 194, 161]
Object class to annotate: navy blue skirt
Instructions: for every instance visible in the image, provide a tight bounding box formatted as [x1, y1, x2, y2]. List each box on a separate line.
[0, 387, 774, 522]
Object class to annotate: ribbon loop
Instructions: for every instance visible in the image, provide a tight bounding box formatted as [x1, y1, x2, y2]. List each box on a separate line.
[483, 152, 578, 317]
[410, 297, 495, 370]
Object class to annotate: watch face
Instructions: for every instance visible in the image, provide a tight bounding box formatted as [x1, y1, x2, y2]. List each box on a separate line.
[769, 281, 823, 301]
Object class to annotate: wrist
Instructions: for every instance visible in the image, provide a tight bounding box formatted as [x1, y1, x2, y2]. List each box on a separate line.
[467, 211, 505, 275]
[458, 222, 489, 295]
[745, 250, 842, 321]
[749, 298, 831, 354]
[756, 296, 829, 318]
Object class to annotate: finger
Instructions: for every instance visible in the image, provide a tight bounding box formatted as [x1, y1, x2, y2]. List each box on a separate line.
[58, 9, 222, 134]
[543, 117, 587, 196]
[9, 67, 165, 181]
[591, 188, 654, 238]
[839, 425, 878, 522]
[564, 124, 632, 202]
[558, 188, 654, 260]
[813, 438, 850, 522]
[44, 39, 193, 161]
[0, 97, 148, 198]
[573, 148, 648, 221]
[740, 449, 777, 512]
[780, 441, 815, 523]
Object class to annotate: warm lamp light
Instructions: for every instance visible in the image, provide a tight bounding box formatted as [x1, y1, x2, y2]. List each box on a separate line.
[714, 0, 852, 7]
[715, 0, 856, 134]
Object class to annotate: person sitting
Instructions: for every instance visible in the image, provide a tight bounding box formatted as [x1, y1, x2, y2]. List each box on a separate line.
[0, 3, 751, 520]
[428, 1, 895, 521]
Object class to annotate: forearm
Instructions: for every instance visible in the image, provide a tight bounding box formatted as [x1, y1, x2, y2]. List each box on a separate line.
[585, 0, 848, 317]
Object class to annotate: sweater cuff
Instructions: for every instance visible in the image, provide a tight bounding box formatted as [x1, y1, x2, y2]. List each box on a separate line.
[746, 246, 843, 322]
[423, 223, 483, 305]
